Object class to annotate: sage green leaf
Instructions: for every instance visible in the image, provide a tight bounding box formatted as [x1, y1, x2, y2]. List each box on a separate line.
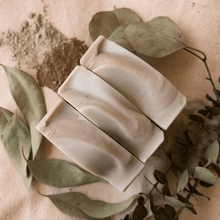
[177, 169, 189, 191]
[112, 8, 141, 25]
[78, 194, 139, 218]
[3, 114, 32, 188]
[164, 196, 185, 207]
[1, 64, 46, 159]
[124, 16, 185, 57]
[89, 11, 120, 41]
[194, 167, 216, 184]
[27, 159, 107, 188]
[108, 25, 133, 52]
[47, 192, 94, 220]
[0, 107, 13, 142]
[205, 140, 219, 164]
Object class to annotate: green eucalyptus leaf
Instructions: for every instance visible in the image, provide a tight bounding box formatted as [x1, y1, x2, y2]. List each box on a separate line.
[108, 25, 133, 52]
[46, 192, 94, 220]
[177, 169, 189, 191]
[0, 107, 13, 142]
[188, 182, 210, 200]
[205, 140, 219, 164]
[154, 170, 168, 184]
[1, 64, 46, 159]
[164, 204, 177, 219]
[112, 8, 141, 25]
[27, 159, 107, 188]
[124, 16, 185, 57]
[89, 11, 120, 41]
[194, 167, 216, 184]
[78, 194, 139, 218]
[3, 114, 32, 189]
[164, 195, 185, 207]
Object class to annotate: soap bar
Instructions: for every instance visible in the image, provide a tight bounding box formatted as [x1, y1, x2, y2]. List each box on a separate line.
[36, 99, 145, 191]
[58, 66, 164, 163]
[80, 36, 186, 130]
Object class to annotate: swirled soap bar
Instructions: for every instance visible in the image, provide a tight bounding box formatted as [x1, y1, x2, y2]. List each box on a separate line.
[36, 99, 145, 191]
[58, 66, 164, 163]
[80, 36, 186, 130]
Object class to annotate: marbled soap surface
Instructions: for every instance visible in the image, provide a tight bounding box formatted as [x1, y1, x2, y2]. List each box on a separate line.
[0, 1, 220, 220]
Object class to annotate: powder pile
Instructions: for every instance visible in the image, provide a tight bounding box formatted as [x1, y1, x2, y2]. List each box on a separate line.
[0, 13, 88, 91]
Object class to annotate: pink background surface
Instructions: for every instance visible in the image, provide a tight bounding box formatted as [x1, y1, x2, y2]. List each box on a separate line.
[0, 0, 220, 219]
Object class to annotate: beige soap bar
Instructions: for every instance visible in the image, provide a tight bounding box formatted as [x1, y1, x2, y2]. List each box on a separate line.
[58, 66, 164, 163]
[80, 36, 186, 130]
[36, 99, 145, 191]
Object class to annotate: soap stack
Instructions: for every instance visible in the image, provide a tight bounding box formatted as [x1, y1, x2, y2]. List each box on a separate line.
[36, 36, 186, 191]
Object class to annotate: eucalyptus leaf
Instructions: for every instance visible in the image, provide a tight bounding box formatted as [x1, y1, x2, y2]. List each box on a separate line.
[154, 170, 168, 184]
[177, 169, 189, 191]
[78, 194, 139, 218]
[205, 140, 219, 164]
[108, 25, 133, 51]
[212, 163, 220, 177]
[199, 181, 214, 188]
[144, 215, 156, 220]
[188, 114, 204, 124]
[1, 64, 46, 159]
[46, 192, 94, 220]
[26, 159, 107, 188]
[162, 183, 171, 196]
[124, 16, 185, 57]
[0, 107, 13, 142]
[3, 114, 32, 188]
[198, 109, 213, 120]
[89, 11, 120, 41]
[132, 203, 148, 220]
[187, 130, 200, 146]
[164, 204, 177, 219]
[206, 94, 216, 103]
[112, 8, 141, 25]
[194, 167, 216, 184]
[176, 194, 193, 208]
[205, 106, 220, 116]
[164, 195, 185, 207]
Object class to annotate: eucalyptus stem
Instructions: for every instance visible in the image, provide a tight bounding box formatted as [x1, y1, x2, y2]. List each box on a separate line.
[183, 46, 220, 104]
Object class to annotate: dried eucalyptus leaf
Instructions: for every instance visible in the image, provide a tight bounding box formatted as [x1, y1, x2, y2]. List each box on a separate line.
[205, 106, 220, 116]
[164, 204, 177, 219]
[199, 181, 214, 188]
[187, 207, 197, 215]
[212, 163, 220, 177]
[78, 194, 139, 218]
[124, 16, 185, 57]
[177, 169, 189, 191]
[112, 8, 141, 25]
[1, 64, 46, 159]
[47, 192, 94, 220]
[132, 203, 148, 220]
[162, 183, 171, 196]
[176, 194, 193, 208]
[3, 114, 32, 188]
[206, 94, 216, 103]
[154, 170, 168, 184]
[164, 195, 185, 207]
[0, 107, 13, 142]
[89, 11, 120, 41]
[187, 130, 200, 146]
[205, 140, 219, 164]
[27, 159, 107, 188]
[108, 25, 133, 51]
[188, 114, 204, 124]
[194, 167, 216, 184]
[188, 182, 210, 200]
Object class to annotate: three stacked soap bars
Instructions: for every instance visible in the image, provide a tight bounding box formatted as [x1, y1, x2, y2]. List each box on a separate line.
[36, 36, 186, 191]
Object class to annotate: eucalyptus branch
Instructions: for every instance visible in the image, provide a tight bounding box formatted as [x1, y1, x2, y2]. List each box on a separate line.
[184, 46, 220, 104]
